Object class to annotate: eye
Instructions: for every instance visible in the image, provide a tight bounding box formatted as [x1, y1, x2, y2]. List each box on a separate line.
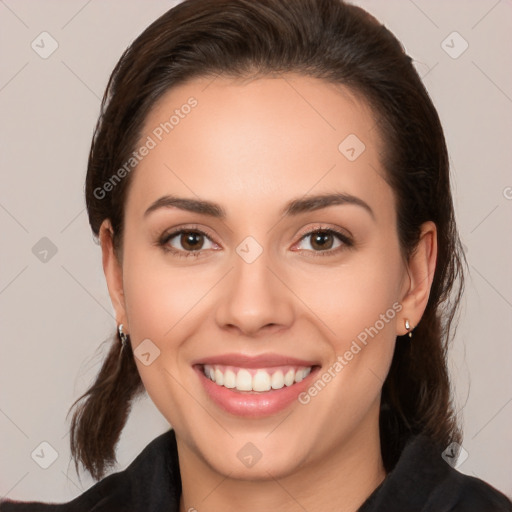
[158, 227, 218, 258]
[293, 227, 353, 256]
[157, 225, 353, 259]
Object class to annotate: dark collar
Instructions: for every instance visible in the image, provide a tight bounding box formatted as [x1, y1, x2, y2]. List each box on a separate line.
[122, 429, 511, 512]
[2, 430, 510, 511]
[359, 433, 512, 511]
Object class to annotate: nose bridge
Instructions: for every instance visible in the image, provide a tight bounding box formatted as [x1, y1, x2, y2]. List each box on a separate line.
[214, 243, 295, 335]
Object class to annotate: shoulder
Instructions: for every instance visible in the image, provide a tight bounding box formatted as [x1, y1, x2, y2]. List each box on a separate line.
[430, 466, 512, 512]
[409, 434, 512, 511]
[0, 430, 181, 512]
[359, 434, 512, 512]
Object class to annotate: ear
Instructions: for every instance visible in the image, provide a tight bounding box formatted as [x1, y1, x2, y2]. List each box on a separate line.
[397, 221, 437, 335]
[99, 219, 128, 329]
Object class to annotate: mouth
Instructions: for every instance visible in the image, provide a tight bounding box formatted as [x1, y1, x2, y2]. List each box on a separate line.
[202, 364, 313, 392]
[193, 354, 320, 417]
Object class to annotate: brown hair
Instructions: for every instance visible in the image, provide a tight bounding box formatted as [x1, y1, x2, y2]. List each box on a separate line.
[72, 0, 465, 480]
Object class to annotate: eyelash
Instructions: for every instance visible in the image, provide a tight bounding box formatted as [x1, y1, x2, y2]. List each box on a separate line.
[157, 225, 354, 259]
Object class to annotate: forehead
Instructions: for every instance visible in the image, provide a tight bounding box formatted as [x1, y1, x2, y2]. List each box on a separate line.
[126, 74, 392, 222]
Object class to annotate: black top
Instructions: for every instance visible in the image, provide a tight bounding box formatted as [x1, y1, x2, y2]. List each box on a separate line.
[1, 430, 511, 511]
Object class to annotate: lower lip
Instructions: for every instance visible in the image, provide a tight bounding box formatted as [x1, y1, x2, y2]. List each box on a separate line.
[195, 365, 319, 417]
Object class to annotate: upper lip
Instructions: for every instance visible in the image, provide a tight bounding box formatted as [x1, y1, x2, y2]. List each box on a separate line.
[193, 353, 320, 368]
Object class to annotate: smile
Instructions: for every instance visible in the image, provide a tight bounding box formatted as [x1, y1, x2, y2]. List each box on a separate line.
[203, 364, 312, 392]
[193, 354, 320, 417]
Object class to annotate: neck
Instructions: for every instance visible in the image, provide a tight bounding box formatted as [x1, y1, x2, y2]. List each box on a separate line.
[177, 417, 386, 512]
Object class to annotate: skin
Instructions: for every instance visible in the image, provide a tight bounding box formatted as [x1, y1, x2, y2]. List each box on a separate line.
[99, 74, 437, 512]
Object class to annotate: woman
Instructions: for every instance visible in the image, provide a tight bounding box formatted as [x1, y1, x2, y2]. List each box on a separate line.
[2, 0, 510, 510]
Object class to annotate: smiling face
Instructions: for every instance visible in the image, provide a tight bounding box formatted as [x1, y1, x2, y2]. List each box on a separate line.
[100, 74, 435, 483]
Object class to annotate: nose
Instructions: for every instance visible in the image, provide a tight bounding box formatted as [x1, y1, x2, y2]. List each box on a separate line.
[214, 249, 295, 337]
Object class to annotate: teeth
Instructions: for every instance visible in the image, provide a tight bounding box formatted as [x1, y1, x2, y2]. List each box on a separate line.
[224, 369, 236, 388]
[236, 369, 252, 391]
[203, 364, 313, 392]
[295, 367, 311, 383]
[284, 369, 295, 387]
[271, 370, 284, 390]
[253, 370, 271, 392]
[214, 368, 224, 386]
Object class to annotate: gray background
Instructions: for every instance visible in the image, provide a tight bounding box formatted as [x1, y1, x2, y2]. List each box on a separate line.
[1, 0, 511, 502]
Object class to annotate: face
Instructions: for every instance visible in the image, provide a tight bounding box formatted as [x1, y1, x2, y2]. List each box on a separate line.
[101, 74, 434, 480]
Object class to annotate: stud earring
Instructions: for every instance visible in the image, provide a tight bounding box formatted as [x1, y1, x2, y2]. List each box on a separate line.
[405, 319, 413, 338]
[118, 323, 130, 350]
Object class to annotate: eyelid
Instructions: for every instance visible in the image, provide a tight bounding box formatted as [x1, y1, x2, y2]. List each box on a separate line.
[159, 223, 218, 240]
[294, 223, 353, 244]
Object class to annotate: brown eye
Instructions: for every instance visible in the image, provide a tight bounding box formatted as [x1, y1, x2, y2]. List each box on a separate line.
[159, 228, 217, 256]
[309, 231, 335, 251]
[295, 228, 353, 255]
[179, 231, 205, 251]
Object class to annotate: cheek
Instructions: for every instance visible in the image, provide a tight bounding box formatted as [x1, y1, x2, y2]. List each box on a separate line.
[294, 246, 403, 348]
[291, 240, 403, 415]
[122, 246, 217, 341]
[120, 247, 219, 425]
[293, 252, 402, 431]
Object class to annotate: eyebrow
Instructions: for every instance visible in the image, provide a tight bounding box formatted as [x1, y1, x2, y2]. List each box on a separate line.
[143, 192, 375, 220]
